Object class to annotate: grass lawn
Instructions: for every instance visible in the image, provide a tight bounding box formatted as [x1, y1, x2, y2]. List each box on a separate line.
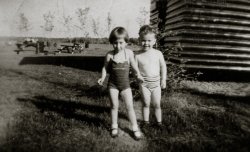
[0, 42, 249, 152]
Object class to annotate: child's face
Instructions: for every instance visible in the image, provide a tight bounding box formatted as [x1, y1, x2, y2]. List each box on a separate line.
[139, 33, 156, 51]
[112, 38, 127, 51]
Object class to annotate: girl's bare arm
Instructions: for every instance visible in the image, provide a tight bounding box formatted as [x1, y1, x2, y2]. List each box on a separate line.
[128, 50, 143, 82]
[98, 52, 110, 85]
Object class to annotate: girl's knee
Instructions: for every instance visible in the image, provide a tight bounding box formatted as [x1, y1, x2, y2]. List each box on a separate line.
[111, 104, 119, 110]
[126, 104, 134, 111]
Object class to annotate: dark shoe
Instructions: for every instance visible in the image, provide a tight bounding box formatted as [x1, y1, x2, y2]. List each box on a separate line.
[140, 121, 150, 134]
[155, 122, 164, 131]
[140, 121, 149, 127]
[157, 122, 163, 126]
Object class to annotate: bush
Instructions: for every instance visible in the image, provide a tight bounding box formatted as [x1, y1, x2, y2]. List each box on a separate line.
[156, 30, 202, 92]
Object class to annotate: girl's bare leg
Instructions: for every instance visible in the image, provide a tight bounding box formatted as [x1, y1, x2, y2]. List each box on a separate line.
[120, 88, 139, 131]
[109, 88, 119, 129]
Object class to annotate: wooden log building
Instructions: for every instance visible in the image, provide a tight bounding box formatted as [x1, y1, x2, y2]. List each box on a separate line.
[151, 0, 250, 71]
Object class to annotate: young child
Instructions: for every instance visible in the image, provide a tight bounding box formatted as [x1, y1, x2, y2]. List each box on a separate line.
[98, 27, 143, 140]
[135, 25, 167, 126]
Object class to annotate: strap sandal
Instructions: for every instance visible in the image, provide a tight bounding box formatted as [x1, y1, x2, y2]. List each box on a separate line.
[111, 128, 118, 138]
[133, 130, 142, 141]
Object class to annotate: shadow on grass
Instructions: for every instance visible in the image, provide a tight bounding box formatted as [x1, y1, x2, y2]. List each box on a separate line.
[181, 87, 250, 104]
[9, 69, 108, 100]
[143, 91, 250, 152]
[17, 96, 128, 129]
[74, 84, 108, 99]
[188, 69, 250, 82]
[19, 56, 104, 72]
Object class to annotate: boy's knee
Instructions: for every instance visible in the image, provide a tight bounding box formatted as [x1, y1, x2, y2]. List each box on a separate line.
[153, 103, 161, 109]
[143, 102, 150, 108]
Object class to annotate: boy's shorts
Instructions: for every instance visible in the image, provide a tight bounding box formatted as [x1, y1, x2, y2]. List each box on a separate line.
[140, 75, 160, 92]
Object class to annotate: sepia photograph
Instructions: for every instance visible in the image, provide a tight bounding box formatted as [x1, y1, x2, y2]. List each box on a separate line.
[0, 0, 250, 151]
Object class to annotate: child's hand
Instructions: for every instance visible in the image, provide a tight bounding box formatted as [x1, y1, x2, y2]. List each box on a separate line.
[97, 78, 104, 86]
[161, 80, 166, 89]
[137, 75, 144, 83]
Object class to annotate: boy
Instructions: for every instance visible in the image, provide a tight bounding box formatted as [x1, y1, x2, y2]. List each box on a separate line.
[135, 25, 167, 126]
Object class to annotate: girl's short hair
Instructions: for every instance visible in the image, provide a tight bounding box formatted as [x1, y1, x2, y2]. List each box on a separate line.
[109, 27, 129, 44]
[139, 25, 156, 37]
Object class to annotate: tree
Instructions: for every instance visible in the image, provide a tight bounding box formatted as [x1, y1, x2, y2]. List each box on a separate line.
[92, 18, 100, 37]
[106, 12, 112, 35]
[18, 13, 32, 36]
[137, 7, 149, 27]
[41, 11, 55, 37]
[62, 15, 73, 38]
[75, 7, 90, 38]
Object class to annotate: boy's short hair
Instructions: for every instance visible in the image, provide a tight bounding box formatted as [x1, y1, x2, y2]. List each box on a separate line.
[139, 25, 156, 37]
[109, 27, 129, 44]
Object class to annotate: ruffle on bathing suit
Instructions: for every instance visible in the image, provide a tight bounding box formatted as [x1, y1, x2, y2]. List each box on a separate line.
[108, 50, 130, 91]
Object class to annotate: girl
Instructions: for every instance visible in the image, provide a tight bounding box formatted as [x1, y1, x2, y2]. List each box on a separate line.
[98, 27, 143, 140]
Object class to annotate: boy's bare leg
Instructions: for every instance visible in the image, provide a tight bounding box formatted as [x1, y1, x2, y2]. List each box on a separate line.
[120, 88, 139, 131]
[109, 88, 119, 129]
[139, 85, 151, 122]
[151, 87, 162, 123]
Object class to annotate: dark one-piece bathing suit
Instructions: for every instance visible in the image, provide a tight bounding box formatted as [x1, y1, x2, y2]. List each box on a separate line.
[108, 50, 130, 91]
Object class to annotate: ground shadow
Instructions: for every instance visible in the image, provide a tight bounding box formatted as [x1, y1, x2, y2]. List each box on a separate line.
[19, 56, 105, 72]
[9, 69, 108, 99]
[187, 69, 250, 82]
[17, 96, 129, 129]
[74, 84, 108, 99]
[181, 87, 250, 104]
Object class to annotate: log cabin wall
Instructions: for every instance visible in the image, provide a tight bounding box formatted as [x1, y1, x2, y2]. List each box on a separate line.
[151, 0, 250, 71]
